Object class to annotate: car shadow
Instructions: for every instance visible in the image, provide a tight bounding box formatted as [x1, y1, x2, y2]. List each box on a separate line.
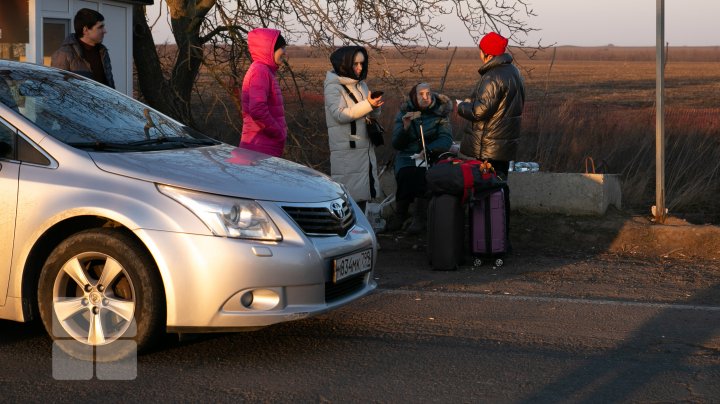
[0, 319, 48, 347]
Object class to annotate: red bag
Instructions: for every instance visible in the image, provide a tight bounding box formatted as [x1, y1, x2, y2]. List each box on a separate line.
[426, 158, 501, 203]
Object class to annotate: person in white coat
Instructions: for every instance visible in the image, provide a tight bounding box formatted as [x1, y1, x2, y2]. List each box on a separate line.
[324, 46, 384, 210]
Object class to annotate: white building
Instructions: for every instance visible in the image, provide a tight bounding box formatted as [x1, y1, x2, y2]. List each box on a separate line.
[0, 0, 153, 95]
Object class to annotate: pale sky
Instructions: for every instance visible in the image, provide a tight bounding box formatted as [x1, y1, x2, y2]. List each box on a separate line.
[522, 0, 720, 47]
[147, 1, 720, 47]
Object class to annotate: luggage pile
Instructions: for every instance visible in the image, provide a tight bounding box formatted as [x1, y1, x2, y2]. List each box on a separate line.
[425, 158, 510, 270]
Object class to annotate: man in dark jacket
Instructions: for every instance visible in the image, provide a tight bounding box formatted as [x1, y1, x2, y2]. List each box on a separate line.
[457, 32, 525, 178]
[51, 8, 114, 88]
[388, 83, 453, 233]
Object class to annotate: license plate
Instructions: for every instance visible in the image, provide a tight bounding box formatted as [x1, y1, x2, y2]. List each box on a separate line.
[333, 249, 372, 283]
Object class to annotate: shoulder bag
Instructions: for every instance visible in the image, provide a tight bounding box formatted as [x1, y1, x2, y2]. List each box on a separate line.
[340, 85, 385, 147]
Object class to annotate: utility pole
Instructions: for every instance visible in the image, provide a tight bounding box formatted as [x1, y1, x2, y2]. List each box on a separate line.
[653, 0, 667, 223]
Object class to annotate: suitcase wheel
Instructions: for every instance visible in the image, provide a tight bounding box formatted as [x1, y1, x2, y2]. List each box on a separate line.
[494, 258, 504, 267]
[473, 258, 483, 267]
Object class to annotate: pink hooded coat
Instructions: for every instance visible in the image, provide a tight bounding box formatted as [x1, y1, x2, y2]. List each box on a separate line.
[239, 28, 287, 157]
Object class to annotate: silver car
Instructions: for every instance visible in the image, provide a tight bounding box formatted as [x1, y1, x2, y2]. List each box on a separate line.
[0, 60, 376, 359]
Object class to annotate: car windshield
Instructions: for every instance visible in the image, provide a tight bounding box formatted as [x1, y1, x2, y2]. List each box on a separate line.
[0, 66, 218, 151]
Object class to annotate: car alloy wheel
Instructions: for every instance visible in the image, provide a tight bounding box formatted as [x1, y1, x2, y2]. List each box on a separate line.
[38, 229, 164, 361]
[51, 252, 136, 346]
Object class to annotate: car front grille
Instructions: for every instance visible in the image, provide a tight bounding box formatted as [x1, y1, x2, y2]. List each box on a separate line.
[282, 199, 355, 237]
[325, 275, 366, 302]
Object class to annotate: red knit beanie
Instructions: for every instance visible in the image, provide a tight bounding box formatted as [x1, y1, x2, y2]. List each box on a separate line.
[479, 32, 508, 56]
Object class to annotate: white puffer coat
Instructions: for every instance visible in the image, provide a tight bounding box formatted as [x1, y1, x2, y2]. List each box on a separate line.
[324, 70, 381, 203]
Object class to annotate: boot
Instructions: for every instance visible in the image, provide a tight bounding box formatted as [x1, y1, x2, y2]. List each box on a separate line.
[386, 199, 410, 232]
[405, 197, 428, 235]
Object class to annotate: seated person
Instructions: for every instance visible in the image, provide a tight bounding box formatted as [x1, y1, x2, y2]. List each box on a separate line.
[388, 83, 453, 233]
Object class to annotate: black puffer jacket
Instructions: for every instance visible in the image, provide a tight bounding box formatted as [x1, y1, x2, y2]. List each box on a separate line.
[457, 53, 525, 161]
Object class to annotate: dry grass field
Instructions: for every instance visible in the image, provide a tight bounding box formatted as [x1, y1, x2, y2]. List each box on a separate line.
[185, 46, 720, 220]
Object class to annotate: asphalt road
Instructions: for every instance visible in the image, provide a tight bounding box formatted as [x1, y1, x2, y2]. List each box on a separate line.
[1, 279, 719, 402]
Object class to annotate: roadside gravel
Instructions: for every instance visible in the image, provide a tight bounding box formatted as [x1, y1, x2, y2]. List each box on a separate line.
[375, 210, 720, 305]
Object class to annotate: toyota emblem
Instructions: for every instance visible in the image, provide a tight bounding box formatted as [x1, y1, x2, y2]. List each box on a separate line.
[330, 202, 345, 220]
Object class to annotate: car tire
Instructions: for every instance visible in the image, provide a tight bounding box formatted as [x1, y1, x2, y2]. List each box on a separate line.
[38, 228, 164, 362]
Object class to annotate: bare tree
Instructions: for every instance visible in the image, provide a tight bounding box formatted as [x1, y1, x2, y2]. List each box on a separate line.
[133, 0, 538, 125]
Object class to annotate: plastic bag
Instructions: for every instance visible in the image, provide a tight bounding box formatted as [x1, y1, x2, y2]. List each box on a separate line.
[364, 194, 395, 233]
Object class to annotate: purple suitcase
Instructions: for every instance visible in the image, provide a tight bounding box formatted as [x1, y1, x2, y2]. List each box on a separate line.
[470, 187, 508, 267]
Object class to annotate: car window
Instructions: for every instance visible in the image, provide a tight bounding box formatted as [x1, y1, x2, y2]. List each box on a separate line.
[0, 76, 18, 112]
[0, 118, 15, 160]
[0, 68, 216, 150]
[0, 117, 50, 166]
[17, 136, 51, 166]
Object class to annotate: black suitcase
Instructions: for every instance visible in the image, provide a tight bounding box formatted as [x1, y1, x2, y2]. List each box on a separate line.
[427, 194, 465, 270]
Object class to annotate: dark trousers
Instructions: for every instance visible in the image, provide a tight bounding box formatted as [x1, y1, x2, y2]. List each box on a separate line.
[396, 166, 427, 203]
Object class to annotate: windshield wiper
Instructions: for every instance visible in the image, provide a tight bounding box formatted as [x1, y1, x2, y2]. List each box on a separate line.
[127, 137, 219, 147]
[68, 141, 140, 151]
[68, 137, 219, 152]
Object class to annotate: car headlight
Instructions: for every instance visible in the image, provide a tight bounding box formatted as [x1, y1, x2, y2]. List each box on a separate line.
[157, 184, 282, 241]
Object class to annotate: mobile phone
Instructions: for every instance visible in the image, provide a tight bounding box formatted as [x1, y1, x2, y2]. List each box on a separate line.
[404, 111, 421, 120]
[370, 90, 384, 98]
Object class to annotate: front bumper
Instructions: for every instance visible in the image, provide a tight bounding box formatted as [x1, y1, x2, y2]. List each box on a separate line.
[136, 220, 377, 331]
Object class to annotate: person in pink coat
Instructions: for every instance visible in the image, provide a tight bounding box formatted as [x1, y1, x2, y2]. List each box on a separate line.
[239, 28, 287, 157]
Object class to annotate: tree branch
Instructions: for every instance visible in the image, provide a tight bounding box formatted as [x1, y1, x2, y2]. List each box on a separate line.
[200, 25, 248, 44]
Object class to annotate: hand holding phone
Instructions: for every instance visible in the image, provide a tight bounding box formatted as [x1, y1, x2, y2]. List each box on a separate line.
[370, 90, 384, 98]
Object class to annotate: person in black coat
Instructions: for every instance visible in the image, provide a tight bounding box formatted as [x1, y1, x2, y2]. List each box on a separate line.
[456, 32, 525, 178]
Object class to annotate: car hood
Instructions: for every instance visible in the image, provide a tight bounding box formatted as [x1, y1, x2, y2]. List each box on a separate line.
[90, 144, 345, 203]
